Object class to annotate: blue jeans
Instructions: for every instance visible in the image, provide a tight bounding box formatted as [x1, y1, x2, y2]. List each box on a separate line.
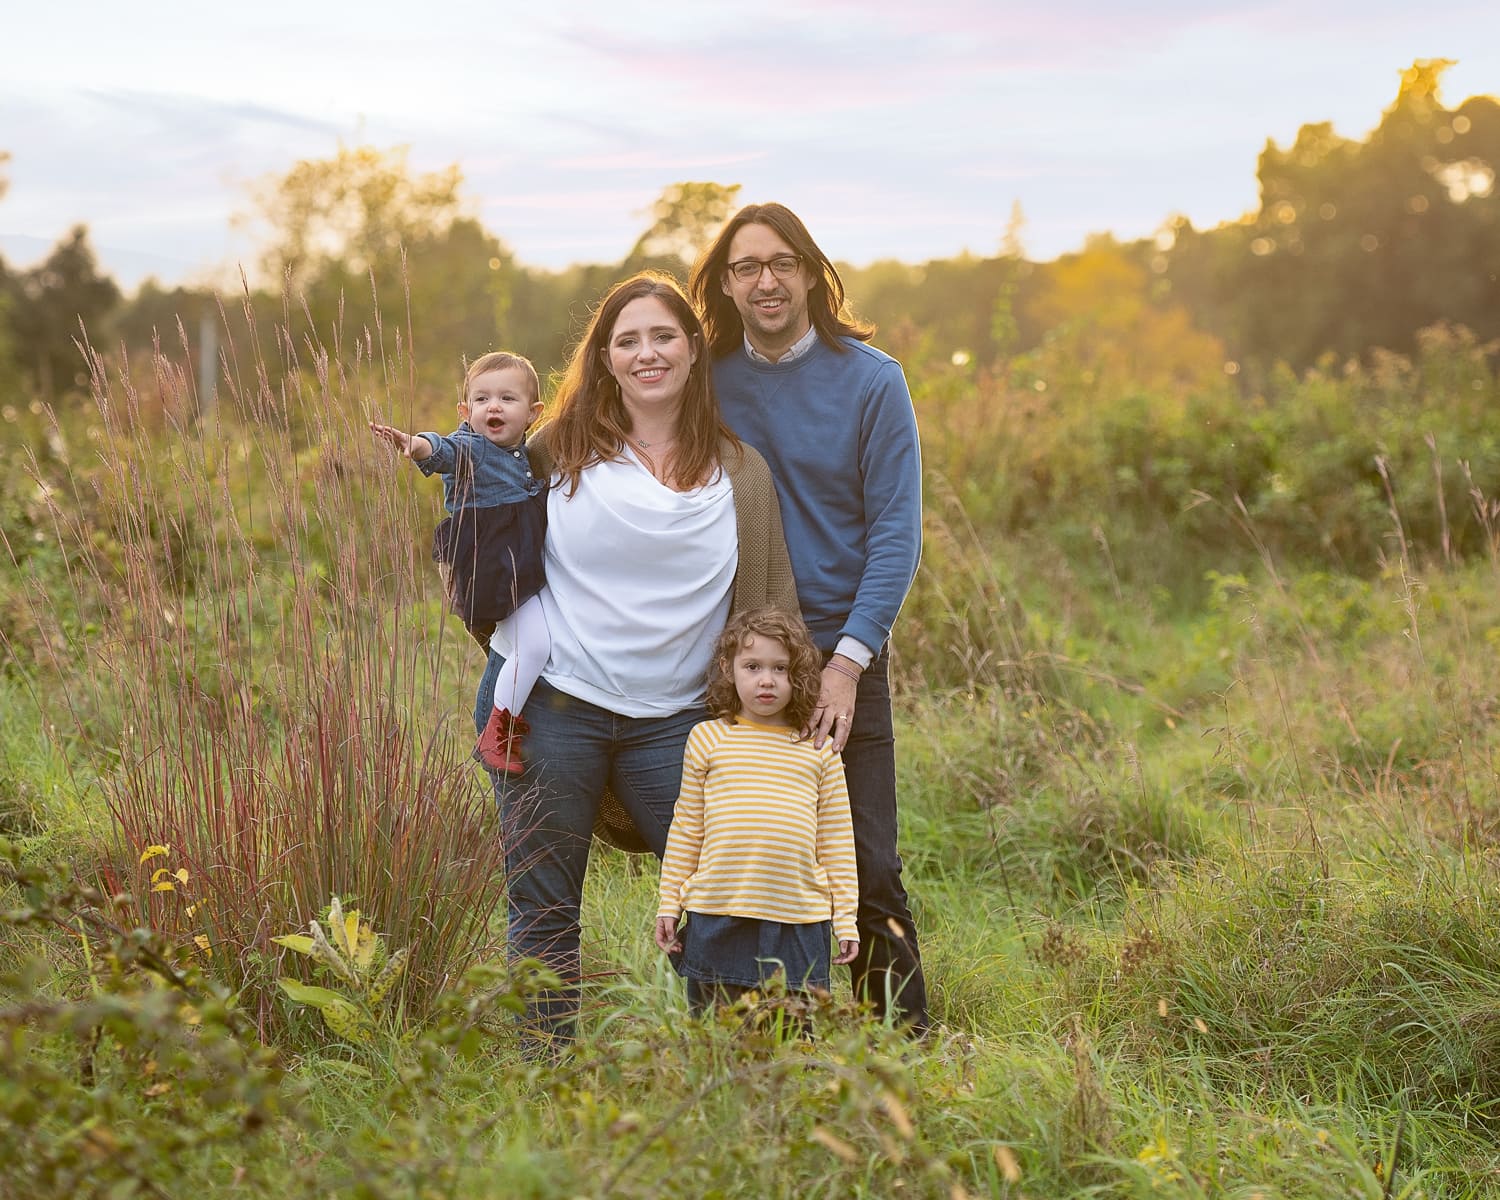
[474, 651, 704, 1043]
[842, 653, 929, 1031]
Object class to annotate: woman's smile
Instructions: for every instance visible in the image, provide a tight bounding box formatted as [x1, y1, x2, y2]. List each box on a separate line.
[606, 295, 698, 408]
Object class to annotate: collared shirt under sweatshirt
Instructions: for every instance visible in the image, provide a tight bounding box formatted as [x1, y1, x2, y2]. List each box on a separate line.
[657, 716, 858, 944]
[713, 336, 922, 655]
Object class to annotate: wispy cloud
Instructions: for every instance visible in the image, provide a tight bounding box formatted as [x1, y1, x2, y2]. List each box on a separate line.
[80, 87, 344, 138]
[552, 22, 1004, 112]
[547, 151, 768, 171]
[4, 0, 1497, 288]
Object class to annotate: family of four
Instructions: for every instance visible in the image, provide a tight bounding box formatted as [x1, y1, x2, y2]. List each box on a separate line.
[372, 203, 927, 1047]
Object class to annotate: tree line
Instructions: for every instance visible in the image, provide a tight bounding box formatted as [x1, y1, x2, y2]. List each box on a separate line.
[0, 60, 1494, 409]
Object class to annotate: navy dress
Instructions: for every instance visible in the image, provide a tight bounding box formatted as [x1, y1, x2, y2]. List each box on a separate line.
[676, 913, 833, 992]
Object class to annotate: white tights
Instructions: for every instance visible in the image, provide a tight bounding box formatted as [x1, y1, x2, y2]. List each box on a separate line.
[490, 594, 550, 716]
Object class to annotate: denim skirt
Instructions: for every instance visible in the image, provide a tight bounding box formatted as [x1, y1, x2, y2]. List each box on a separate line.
[677, 911, 832, 991]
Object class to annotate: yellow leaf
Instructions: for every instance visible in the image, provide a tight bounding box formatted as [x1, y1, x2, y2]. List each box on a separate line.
[151, 867, 172, 883]
[193, 935, 212, 958]
[351, 920, 378, 971]
[1157, 997, 1168, 1018]
[81, 1126, 118, 1158]
[328, 896, 350, 955]
[310, 917, 358, 986]
[881, 1092, 914, 1140]
[152, 881, 175, 893]
[173, 868, 189, 885]
[1193, 1017, 1209, 1034]
[810, 1127, 857, 1163]
[993, 1143, 1022, 1183]
[367, 946, 410, 1006]
[139, 844, 170, 864]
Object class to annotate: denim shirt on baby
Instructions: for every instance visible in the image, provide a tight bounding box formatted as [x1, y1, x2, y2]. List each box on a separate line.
[415, 423, 543, 513]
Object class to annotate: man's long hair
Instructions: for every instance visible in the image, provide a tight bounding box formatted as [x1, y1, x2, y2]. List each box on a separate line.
[544, 271, 736, 496]
[690, 202, 874, 360]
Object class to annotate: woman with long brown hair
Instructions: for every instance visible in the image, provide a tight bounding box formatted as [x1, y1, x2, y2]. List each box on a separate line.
[474, 271, 798, 1049]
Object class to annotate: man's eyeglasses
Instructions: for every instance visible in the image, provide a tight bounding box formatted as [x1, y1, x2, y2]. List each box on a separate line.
[726, 254, 802, 283]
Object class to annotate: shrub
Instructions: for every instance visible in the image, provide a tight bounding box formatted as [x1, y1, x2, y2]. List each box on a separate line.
[0, 838, 295, 1197]
[5, 317, 506, 1043]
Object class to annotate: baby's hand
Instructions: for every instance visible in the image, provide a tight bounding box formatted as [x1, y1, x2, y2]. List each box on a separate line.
[654, 916, 682, 955]
[369, 422, 413, 456]
[833, 938, 859, 965]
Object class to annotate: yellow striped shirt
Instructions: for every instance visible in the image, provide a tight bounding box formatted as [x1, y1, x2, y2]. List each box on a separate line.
[657, 716, 858, 943]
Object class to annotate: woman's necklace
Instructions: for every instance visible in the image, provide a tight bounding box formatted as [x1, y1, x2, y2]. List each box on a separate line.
[627, 430, 693, 490]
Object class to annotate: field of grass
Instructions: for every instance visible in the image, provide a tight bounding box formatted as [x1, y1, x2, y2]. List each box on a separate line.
[3, 320, 1500, 1198]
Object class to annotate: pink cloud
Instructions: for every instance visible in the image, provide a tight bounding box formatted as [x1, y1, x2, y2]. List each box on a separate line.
[548, 151, 768, 171]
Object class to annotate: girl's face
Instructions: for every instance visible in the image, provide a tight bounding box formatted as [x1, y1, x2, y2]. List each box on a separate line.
[602, 296, 697, 412]
[732, 633, 792, 725]
[462, 366, 541, 448]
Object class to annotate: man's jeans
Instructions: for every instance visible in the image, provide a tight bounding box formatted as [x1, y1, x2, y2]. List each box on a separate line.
[842, 653, 929, 1031]
[475, 650, 702, 1043]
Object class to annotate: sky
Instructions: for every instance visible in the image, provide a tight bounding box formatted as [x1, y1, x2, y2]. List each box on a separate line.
[2, 1, 1498, 292]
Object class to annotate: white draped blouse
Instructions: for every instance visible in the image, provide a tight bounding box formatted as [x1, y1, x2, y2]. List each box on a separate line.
[490, 448, 737, 717]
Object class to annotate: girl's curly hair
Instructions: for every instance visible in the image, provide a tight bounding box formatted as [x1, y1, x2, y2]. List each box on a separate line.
[705, 607, 823, 729]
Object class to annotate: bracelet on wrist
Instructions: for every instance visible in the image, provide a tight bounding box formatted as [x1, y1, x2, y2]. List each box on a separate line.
[825, 659, 862, 683]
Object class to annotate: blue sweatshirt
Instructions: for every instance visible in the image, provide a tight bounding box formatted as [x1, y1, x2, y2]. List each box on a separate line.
[713, 337, 922, 653]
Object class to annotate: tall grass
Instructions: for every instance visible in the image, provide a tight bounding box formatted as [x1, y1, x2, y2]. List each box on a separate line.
[7, 287, 1500, 1193]
[2, 296, 508, 1036]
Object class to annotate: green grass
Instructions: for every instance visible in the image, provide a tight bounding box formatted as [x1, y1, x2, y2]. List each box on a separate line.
[10, 575, 1500, 1197]
[7, 319, 1500, 1196]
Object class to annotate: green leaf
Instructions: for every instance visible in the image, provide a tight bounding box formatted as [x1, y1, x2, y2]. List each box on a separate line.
[320, 999, 376, 1046]
[277, 979, 354, 1010]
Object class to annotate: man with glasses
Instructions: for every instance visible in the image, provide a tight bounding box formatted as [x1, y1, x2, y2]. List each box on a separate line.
[690, 203, 928, 1035]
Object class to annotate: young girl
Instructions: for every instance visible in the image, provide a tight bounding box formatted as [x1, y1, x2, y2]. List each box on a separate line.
[655, 607, 859, 1013]
[370, 350, 549, 775]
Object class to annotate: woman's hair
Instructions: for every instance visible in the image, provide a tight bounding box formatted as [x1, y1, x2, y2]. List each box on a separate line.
[705, 606, 823, 730]
[462, 350, 540, 405]
[542, 271, 736, 495]
[689, 202, 874, 360]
